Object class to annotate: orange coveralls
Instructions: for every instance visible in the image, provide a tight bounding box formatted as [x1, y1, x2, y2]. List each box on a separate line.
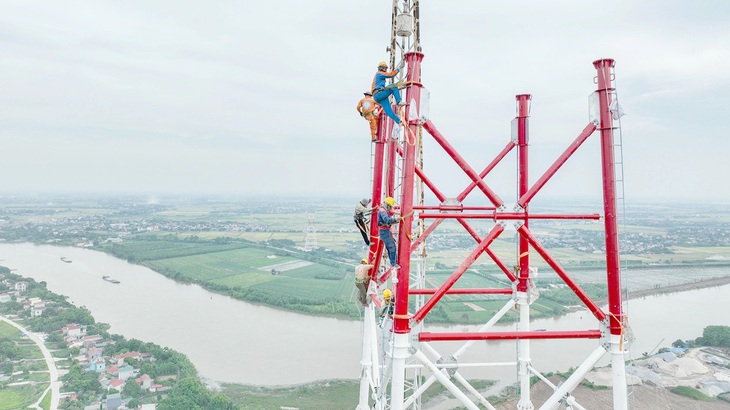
[356, 96, 381, 141]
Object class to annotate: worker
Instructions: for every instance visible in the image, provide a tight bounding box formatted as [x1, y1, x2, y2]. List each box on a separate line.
[354, 198, 375, 246]
[355, 258, 374, 306]
[356, 92, 381, 142]
[378, 197, 401, 269]
[380, 288, 395, 319]
[371, 61, 406, 127]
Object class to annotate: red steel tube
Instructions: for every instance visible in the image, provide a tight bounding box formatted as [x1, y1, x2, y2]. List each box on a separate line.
[424, 120, 504, 207]
[409, 288, 512, 295]
[412, 224, 504, 323]
[457, 141, 516, 202]
[516, 94, 531, 292]
[368, 118, 387, 278]
[412, 206, 497, 211]
[393, 51, 424, 334]
[417, 213, 600, 220]
[517, 224, 607, 321]
[594, 58, 624, 336]
[419, 330, 602, 342]
[517, 123, 597, 208]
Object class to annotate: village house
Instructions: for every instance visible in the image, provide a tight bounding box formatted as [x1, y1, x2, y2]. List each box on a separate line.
[14, 282, 27, 292]
[86, 347, 103, 361]
[82, 334, 103, 346]
[135, 373, 152, 390]
[62, 323, 85, 338]
[108, 378, 125, 392]
[118, 364, 135, 381]
[0, 293, 12, 303]
[89, 358, 106, 372]
[114, 351, 142, 365]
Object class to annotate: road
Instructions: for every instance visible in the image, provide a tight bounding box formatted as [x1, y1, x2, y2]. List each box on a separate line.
[0, 315, 60, 410]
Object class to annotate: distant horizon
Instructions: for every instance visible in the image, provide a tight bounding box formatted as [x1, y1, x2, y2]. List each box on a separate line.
[0, 190, 726, 206]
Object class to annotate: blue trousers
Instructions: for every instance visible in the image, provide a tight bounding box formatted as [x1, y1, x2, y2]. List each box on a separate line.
[379, 228, 397, 266]
[374, 88, 402, 125]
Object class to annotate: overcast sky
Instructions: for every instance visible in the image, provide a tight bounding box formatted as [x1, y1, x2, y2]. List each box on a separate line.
[1, 1, 729, 203]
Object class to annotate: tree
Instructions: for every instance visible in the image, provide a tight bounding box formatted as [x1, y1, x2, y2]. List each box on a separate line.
[123, 380, 143, 398]
[671, 339, 687, 348]
[701, 325, 730, 347]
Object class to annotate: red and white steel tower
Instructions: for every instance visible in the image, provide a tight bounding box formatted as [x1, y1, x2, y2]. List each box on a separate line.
[357, 2, 630, 409]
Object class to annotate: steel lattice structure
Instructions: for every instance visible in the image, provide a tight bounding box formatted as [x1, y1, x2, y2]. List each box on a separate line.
[357, 2, 630, 409]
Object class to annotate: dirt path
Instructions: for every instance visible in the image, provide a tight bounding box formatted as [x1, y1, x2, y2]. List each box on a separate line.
[495, 376, 730, 409]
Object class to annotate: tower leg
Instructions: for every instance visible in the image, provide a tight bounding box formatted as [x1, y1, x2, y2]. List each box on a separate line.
[610, 334, 628, 410]
[516, 292, 534, 410]
[389, 332, 410, 410]
[358, 305, 375, 410]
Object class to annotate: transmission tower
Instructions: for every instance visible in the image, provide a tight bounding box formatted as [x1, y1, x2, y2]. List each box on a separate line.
[304, 213, 318, 251]
[357, 1, 631, 410]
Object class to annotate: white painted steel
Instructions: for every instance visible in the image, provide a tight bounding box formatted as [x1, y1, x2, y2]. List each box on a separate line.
[610, 333, 629, 410]
[453, 298, 517, 358]
[517, 291, 534, 410]
[538, 346, 607, 410]
[413, 350, 481, 410]
[403, 375, 437, 408]
[389, 333, 410, 410]
[565, 396, 588, 410]
[357, 305, 375, 410]
[453, 371, 497, 410]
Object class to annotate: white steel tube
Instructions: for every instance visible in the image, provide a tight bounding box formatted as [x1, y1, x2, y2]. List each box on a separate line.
[565, 396, 588, 410]
[403, 374, 437, 408]
[357, 306, 374, 410]
[527, 365, 556, 389]
[517, 292, 534, 410]
[453, 371, 497, 410]
[405, 361, 517, 369]
[610, 333, 629, 410]
[389, 333, 411, 410]
[454, 298, 516, 358]
[414, 350, 481, 410]
[539, 346, 607, 410]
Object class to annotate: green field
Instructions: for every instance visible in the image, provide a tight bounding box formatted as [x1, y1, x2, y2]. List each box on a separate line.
[100, 239, 360, 317]
[0, 321, 48, 410]
[0, 321, 21, 338]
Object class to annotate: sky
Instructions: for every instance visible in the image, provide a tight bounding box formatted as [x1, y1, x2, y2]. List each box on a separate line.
[1, 1, 729, 203]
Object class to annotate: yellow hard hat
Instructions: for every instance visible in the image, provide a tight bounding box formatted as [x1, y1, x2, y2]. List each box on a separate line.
[361, 258, 368, 264]
[377, 61, 388, 68]
[383, 289, 392, 299]
[384, 197, 395, 207]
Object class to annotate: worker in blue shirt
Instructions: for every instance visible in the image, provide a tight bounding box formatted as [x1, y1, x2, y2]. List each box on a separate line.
[378, 197, 401, 268]
[371, 61, 406, 127]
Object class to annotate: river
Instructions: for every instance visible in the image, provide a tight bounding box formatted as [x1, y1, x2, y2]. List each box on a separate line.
[0, 243, 728, 387]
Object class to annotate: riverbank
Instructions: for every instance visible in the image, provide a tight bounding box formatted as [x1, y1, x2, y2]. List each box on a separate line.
[594, 275, 730, 306]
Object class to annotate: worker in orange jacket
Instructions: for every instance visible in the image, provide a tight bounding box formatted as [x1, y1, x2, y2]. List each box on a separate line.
[356, 92, 381, 142]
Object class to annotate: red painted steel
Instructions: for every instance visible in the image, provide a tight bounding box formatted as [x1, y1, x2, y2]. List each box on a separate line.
[594, 58, 624, 336]
[457, 141, 516, 201]
[419, 330, 603, 342]
[518, 224, 607, 321]
[368, 118, 387, 278]
[412, 206, 496, 211]
[517, 123, 597, 208]
[412, 224, 504, 323]
[424, 120, 505, 207]
[393, 52, 424, 334]
[417, 213, 600, 220]
[516, 94, 531, 293]
[409, 288, 512, 295]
